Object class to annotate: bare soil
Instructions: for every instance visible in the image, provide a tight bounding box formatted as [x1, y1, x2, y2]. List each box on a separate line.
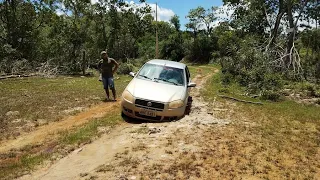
[18, 69, 233, 180]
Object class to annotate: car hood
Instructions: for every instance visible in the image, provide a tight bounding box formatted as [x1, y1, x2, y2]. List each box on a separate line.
[126, 78, 186, 102]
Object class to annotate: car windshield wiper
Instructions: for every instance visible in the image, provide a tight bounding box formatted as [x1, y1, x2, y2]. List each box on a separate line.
[154, 78, 179, 85]
[138, 74, 152, 80]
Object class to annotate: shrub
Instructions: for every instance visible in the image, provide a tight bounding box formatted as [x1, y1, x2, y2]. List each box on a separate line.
[218, 88, 230, 94]
[261, 90, 282, 102]
[117, 63, 135, 75]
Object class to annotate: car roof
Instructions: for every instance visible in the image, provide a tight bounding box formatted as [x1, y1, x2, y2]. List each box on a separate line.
[147, 59, 186, 69]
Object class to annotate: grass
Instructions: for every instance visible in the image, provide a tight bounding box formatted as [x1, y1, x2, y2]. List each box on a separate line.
[201, 67, 320, 179]
[0, 72, 131, 140]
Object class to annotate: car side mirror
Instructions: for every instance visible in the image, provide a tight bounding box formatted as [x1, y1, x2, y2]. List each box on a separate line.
[187, 82, 196, 87]
[129, 72, 135, 77]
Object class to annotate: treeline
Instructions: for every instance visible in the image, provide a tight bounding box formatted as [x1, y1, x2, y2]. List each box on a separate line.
[0, 0, 319, 98]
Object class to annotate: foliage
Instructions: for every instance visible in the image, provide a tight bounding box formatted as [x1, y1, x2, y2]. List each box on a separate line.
[117, 63, 135, 75]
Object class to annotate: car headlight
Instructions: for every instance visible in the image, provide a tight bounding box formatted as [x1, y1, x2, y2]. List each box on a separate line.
[168, 100, 184, 109]
[122, 90, 134, 103]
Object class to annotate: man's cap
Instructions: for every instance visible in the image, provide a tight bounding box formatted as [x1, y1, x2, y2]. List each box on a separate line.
[100, 51, 107, 55]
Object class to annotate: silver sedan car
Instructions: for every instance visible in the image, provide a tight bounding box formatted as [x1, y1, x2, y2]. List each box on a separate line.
[121, 59, 196, 121]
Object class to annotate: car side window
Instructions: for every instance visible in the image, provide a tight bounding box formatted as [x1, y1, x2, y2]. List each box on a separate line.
[185, 67, 190, 84]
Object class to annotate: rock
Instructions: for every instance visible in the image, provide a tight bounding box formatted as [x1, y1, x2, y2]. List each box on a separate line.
[35, 119, 48, 126]
[6, 111, 20, 117]
[79, 173, 88, 177]
[97, 126, 110, 134]
[25, 120, 36, 127]
[118, 174, 128, 180]
[13, 131, 21, 137]
[148, 127, 161, 135]
[74, 148, 83, 154]
[130, 176, 137, 180]
[12, 119, 22, 123]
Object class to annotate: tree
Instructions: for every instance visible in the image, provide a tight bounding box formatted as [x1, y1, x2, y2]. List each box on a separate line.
[186, 6, 218, 36]
[170, 14, 180, 32]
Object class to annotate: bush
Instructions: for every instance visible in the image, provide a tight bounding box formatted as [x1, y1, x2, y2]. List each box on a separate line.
[218, 88, 230, 94]
[261, 90, 282, 102]
[186, 36, 215, 63]
[117, 63, 135, 75]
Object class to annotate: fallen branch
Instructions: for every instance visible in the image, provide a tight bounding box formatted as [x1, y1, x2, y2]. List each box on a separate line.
[0, 74, 34, 80]
[218, 95, 263, 105]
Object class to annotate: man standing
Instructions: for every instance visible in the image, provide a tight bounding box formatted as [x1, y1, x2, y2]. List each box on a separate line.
[98, 50, 119, 101]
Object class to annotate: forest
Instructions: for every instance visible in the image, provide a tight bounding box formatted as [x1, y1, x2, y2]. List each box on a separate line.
[0, 0, 319, 100]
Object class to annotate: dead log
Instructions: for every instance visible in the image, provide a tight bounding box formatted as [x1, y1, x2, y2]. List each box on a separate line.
[218, 95, 263, 105]
[0, 74, 33, 80]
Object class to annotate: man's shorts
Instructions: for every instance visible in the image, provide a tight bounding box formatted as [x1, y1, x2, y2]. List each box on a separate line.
[102, 77, 115, 89]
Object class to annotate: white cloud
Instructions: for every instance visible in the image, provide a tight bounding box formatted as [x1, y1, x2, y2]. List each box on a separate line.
[91, 0, 98, 4]
[56, 9, 65, 16]
[129, 2, 175, 22]
[148, 3, 175, 22]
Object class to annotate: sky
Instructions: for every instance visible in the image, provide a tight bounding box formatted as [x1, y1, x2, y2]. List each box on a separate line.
[130, 0, 227, 30]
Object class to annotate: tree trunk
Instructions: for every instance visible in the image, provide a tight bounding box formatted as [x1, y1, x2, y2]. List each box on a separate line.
[82, 51, 86, 75]
[285, 0, 295, 67]
[269, 0, 284, 46]
[270, 11, 285, 45]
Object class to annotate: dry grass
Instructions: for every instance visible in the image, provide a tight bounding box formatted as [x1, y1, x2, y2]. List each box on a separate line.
[118, 156, 140, 169]
[132, 143, 147, 152]
[196, 68, 320, 179]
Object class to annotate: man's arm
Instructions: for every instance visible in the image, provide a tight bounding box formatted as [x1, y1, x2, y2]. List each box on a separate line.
[112, 59, 119, 74]
[97, 60, 102, 73]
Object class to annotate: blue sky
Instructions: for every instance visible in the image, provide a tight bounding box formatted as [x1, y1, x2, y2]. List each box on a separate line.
[132, 0, 225, 30]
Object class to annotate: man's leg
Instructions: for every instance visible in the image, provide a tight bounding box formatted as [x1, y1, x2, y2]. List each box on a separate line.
[108, 78, 116, 101]
[111, 88, 116, 101]
[105, 89, 110, 99]
[102, 77, 110, 100]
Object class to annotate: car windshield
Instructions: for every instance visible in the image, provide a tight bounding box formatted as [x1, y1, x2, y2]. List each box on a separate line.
[137, 63, 185, 86]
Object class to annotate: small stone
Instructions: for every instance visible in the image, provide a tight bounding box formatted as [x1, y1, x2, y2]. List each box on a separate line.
[6, 111, 20, 117]
[148, 128, 161, 134]
[97, 126, 110, 134]
[130, 176, 137, 180]
[74, 147, 83, 154]
[79, 172, 88, 177]
[13, 131, 21, 137]
[36, 119, 48, 126]
[12, 119, 22, 123]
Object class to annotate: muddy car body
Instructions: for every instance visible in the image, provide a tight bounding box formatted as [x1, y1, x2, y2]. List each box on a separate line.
[121, 59, 196, 121]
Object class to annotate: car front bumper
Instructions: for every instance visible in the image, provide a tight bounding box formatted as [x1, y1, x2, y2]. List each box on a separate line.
[121, 98, 185, 121]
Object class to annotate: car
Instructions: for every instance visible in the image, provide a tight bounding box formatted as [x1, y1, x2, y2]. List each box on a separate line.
[121, 59, 196, 121]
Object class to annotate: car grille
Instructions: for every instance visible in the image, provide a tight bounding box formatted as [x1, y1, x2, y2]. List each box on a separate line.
[135, 99, 165, 110]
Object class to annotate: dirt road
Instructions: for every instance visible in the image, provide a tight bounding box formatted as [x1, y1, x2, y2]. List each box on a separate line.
[20, 69, 230, 180]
